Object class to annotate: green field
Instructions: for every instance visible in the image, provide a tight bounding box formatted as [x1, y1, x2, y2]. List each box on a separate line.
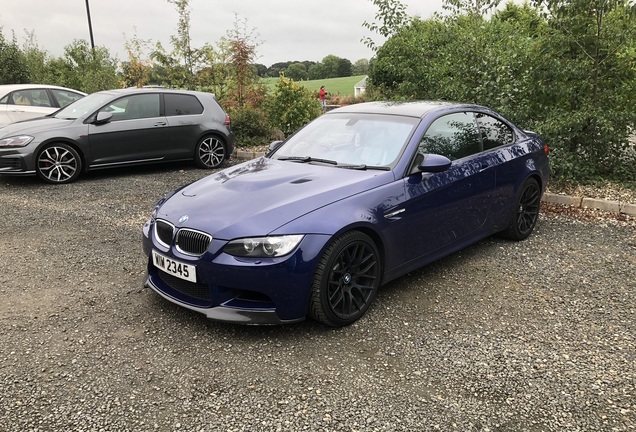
[261, 75, 366, 97]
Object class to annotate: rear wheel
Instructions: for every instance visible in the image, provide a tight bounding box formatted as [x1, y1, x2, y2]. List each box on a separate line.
[195, 136, 226, 169]
[36, 143, 82, 184]
[309, 231, 381, 327]
[500, 177, 541, 241]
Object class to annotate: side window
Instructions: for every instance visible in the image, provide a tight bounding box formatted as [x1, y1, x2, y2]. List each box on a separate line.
[476, 113, 514, 150]
[102, 94, 160, 121]
[11, 89, 53, 107]
[419, 112, 481, 160]
[51, 89, 84, 108]
[31, 90, 52, 107]
[164, 94, 203, 116]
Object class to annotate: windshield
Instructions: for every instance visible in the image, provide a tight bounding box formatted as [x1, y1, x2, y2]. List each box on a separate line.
[53, 92, 115, 120]
[271, 113, 418, 168]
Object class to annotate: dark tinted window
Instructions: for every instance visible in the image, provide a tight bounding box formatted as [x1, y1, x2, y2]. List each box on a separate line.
[101, 94, 161, 121]
[164, 94, 203, 116]
[476, 113, 514, 150]
[419, 112, 481, 160]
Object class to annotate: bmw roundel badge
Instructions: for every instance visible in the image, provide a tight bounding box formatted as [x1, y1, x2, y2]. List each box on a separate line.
[178, 215, 189, 224]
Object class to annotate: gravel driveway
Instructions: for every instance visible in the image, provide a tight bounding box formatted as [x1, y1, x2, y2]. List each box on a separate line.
[1, 162, 634, 432]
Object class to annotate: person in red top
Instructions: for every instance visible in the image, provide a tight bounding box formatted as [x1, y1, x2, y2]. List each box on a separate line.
[319, 86, 328, 111]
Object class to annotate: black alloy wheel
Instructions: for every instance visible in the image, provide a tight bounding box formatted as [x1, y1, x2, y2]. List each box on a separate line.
[195, 136, 226, 169]
[36, 143, 82, 184]
[309, 231, 381, 327]
[501, 177, 541, 241]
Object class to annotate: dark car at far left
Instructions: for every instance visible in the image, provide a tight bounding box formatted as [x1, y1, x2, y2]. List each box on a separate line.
[0, 88, 234, 184]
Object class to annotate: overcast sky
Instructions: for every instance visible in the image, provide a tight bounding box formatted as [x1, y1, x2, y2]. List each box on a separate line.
[0, 0, 445, 67]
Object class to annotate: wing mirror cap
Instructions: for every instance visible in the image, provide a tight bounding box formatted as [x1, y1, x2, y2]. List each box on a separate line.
[420, 154, 452, 173]
[94, 111, 113, 125]
[268, 140, 284, 153]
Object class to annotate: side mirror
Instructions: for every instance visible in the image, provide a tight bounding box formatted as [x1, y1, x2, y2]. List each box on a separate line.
[419, 154, 451, 173]
[94, 111, 113, 125]
[268, 140, 283, 153]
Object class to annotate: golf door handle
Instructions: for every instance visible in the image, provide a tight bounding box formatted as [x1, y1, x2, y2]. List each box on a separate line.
[153, 122, 167, 126]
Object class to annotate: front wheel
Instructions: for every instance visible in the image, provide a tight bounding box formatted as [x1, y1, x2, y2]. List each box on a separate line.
[194, 136, 226, 169]
[500, 177, 541, 241]
[36, 143, 82, 184]
[309, 231, 381, 327]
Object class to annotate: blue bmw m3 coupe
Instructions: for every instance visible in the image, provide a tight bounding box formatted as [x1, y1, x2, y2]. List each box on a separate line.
[142, 101, 550, 327]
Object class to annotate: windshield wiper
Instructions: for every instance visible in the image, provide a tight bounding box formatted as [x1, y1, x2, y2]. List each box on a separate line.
[336, 164, 391, 171]
[278, 156, 338, 165]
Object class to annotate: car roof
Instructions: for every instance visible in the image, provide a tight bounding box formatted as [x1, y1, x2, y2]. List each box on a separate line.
[328, 100, 486, 118]
[97, 87, 215, 98]
[0, 84, 86, 94]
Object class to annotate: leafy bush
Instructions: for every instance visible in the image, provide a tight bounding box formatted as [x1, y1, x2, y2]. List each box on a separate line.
[229, 106, 278, 147]
[367, 1, 636, 185]
[266, 76, 321, 136]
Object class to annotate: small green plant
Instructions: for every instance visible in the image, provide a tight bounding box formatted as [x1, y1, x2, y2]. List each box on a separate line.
[267, 75, 321, 136]
[229, 106, 277, 147]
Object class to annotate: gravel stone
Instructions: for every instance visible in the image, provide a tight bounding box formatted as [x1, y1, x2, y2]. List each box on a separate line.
[0, 162, 634, 431]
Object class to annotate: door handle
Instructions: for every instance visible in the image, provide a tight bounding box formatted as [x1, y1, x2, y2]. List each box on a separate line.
[153, 122, 167, 126]
[384, 209, 405, 219]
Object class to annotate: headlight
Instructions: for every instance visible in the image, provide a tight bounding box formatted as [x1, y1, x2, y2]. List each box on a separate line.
[0, 135, 34, 147]
[224, 235, 304, 258]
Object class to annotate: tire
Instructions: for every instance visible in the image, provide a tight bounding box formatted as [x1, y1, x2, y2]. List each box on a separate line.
[194, 136, 226, 169]
[309, 231, 381, 327]
[36, 143, 82, 184]
[500, 177, 541, 241]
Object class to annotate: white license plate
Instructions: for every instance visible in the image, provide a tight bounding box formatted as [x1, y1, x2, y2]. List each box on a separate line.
[152, 250, 197, 283]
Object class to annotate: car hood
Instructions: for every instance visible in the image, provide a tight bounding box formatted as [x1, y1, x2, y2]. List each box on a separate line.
[0, 116, 76, 137]
[156, 157, 393, 239]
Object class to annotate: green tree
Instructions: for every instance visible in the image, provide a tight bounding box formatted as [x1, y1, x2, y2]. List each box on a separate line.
[267, 61, 292, 77]
[362, 0, 409, 52]
[0, 29, 29, 84]
[253, 63, 268, 77]
[369, 0, 636, 183]
[120, 30, 152, 88]
[223, 15, 262, 108]
[56, 40, 119, 93]
[285, 63, 308, 81]
[336, 57, 353, 77]
[267, 75, 321, 136]
[151, 0, 199, 89]
[308, 62, 327, 80]
[321, 55, 345, 78]
[441, 0, 501, 16]
[352, 58, 370, 75]
[20, 31, 50, 84]
[527, 0, 636, 182]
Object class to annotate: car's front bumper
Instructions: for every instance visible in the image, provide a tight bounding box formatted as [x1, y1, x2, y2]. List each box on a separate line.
[0, 152, 33, 175]
[142, 219, 331, 324]
[144, 273, 303, 325]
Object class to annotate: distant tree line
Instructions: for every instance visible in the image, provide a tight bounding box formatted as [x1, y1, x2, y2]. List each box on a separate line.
[255, 57, 370, 79]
